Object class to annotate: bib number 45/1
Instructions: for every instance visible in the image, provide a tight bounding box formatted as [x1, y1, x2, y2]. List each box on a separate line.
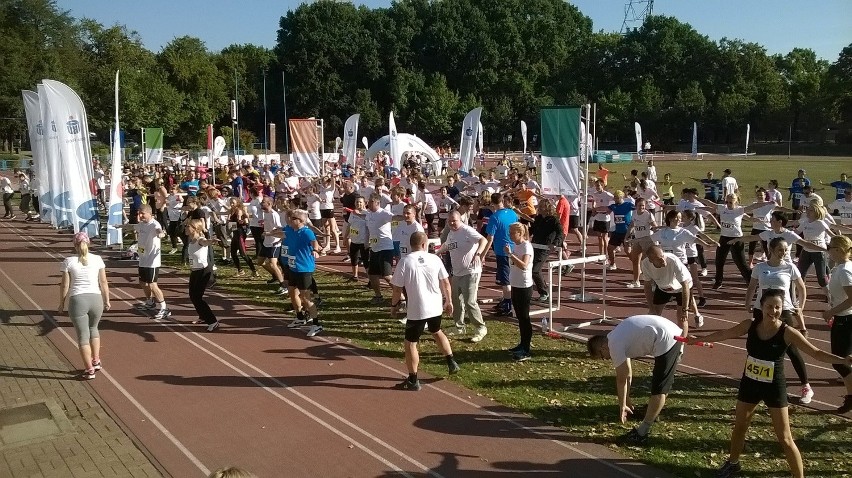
[744, 355, 774, 383]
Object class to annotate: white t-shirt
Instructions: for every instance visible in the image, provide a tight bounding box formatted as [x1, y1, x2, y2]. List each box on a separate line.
[319, 185, 335, 210]
[752, 261, 801, 310]
[767, 189, 783, 205]
[750, 202, 775, 231]
[444, 224, 484, 276]
[394, 220, 425, 257]
[166, 194, 183, 221]
[188, 239, 209, 270]
[797, 217, 831, 248]
[391, 251, 449, 321]
[830, 199, 852, 225]
[248, 198, 262, 228]
[366, 208, 394, 252]
[651, 227, 696, 264]
[0, 176, 13, 194]
[262, 210, 283, 247]
[758, 229, 802, 264]
[418, 190, 438, 214]
[60, 254, 106, 297]
[134, 220, 162, 268]
[305, 194, 321, 220]
[641, 254, 691, 292]
[631, 211, 653, 239]
[94, 169, 106, 190]
[591, 190, 614, 222]
[717, 205, 745, 237]
[606, 315, 682, 367]
[684, 223, 704, 258]
[721, 176, 738, 197]
[509, 241, 534, 288]
[347, 213, 367, 244]
[829, 261, 852, 316]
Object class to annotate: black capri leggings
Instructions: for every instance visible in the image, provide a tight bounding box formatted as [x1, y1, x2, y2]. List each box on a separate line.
[230, 232, 256, 274]
[798, 250, 828, 287]
[714, 236, 751, 285]
[531, 247, 549, 296]
[831, 315, 852, 378]
[167, 219, 181, 248]
[512, 286, 534, 350]
[249, 226, 264, 256]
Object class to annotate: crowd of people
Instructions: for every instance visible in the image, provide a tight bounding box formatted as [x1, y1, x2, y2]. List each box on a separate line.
[3, 150, 851, 478]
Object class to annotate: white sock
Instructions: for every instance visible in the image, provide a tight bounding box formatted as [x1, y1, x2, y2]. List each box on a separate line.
[158, 300, 166, 310]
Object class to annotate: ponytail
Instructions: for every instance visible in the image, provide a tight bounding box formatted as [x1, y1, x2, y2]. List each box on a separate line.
[77, 242, 89, 266]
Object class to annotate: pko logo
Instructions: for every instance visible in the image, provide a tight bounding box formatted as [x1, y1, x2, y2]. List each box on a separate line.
[51, 121, 57, 133]
[66, 116, 81, 135]
[36, 121, 43, 135]
[465, 127, 473, 137]
[390, 129, 397, 138]
[347, 129, 354, 138]
[546, 162, 553, 170]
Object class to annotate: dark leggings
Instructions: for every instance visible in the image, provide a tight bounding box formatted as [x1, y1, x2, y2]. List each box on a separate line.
[531, 247, 548, 295]
[167, 220, 180, 248]
[798, 250, 828, 287]
[2, 192, 13, 216]
[425, 213, 436, 233]
[230, 232, 256, 273]
[831, 315, 852, 378]
[714, 236, 751, 285]
[748, 228, 768, 257]
[249, 226, 264, 256]
[189, 268, 216, 324]
[696, 244, 707, 269]
[512, 286, 534, 351]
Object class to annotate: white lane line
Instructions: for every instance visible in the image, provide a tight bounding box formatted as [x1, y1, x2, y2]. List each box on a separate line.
[0, 264, 211, 477]
[7, 225, 430, 477]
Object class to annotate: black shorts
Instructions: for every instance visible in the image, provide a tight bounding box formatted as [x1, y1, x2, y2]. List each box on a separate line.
[568, 215, 579, 232]
[138, 267, 159, 284]
[277, 256, 290, 282]
[288, 271, 313, 291]
[310, 218, 323, 229]
[652, 286, 683, 306]
[592, 220, 609, 234]
[404, 315, 443, 342]
[349, 242, 367, 266]
[368, 249, 394, 276]
[320, 209, 334, 219]
[259, 244, 281, 259]
[609, 232, 627, 247]
[737, 374, 788, 408]
[651, 342, 683, 395]
[686, 257, 697, 265]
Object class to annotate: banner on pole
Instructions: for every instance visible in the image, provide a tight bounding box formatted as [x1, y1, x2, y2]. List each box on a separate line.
[540, 107, 581, 197]
[745, 124, 751, 155]
[22, 90, 51, 223]
[342, 114, 360, 166]
[288, 119, 320, 177]
[144, 127, 164, 164]
[107, 70, 124, 246]
[42, 79, 99, 235]
[634, 122, 642, 155]
[691, 122, 698, 157]
[458, 107, 482, 173]
[520, 120, 528, 155]
[388, 112, 401, 172]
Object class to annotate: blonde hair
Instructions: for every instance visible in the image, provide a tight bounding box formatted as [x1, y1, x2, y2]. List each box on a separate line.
[807, 195, 824, 208]
[808, 204, 827, 221]
[76, 242, 89, 266]
[187, 218, 207, 236]
[829, 235, 852, 258]
[509, 222, 530, 241]
[208, 467, 256, 478]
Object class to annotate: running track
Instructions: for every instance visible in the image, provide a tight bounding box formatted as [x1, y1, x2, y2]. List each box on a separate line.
[0, 220, 674, 477]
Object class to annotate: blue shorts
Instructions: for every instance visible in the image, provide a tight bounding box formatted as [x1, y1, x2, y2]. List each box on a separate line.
[495, 255, 510, 286]
[393, 240, 401, 258]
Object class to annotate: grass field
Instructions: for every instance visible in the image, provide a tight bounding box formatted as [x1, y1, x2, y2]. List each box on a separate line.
[158, 246, 852, 478]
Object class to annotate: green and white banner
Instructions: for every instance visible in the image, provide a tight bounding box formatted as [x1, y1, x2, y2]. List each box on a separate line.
[143, 127, 164, 164]
[540, 107, 580, 196]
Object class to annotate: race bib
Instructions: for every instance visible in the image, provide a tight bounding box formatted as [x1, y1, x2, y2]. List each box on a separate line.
[614, 215, 625, 224]
[744, 356, 774, 383]
[842, 212, 852, 218]
[810, 238, 823, 246]
[721, 222, 734, 230]
[793, 192, 803, 200]
[400, 246, 408, 254]
[391, 220, 399, 228]
[636, 225, 647, 231]
[281, 246, 289, 256]
[370, 237, 378, 245]
[663, 247, 674, 255]
[438, 212, 448, 219]
[228, 222, 237, 228]
[349, 227, 359, 236]
[190, 257, 199, 268]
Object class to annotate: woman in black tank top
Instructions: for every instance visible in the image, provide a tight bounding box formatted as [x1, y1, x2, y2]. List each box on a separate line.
[693, 289, 852, 478]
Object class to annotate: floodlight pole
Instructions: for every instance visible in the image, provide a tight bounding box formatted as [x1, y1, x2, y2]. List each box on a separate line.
[234, 68, 240, 155]
[282, 72, 289, 155]
[263, 68, 269, 159]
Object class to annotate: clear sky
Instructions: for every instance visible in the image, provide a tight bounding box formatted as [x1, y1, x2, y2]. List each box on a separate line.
[56, 0, 851, 61]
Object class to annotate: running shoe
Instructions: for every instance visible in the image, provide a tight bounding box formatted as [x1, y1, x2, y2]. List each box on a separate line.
[617, 427, 649, 446]
[607, 264, 617, 271]
[394, 378, 421, 391]
[697, 297, 707, 307]
[266, 278, 278, 284]
[206, 321, 220, 332]
[561, 264, 575, 276]
[470, 328, 487, 343]
[274, 287, 287, 295]
[800, 384, 814, 404]
[716, 460, 741, 478]
[512, 351, 532, 362]
[626, 281, 641, 288]
[369, 295, 385, 305]
[508, 344, 524, 354]
[314, 297, 324, 307]
[712, 281, 722, 290]
[700, 268, 708, 277]
[495, 307, 513, 317]
[333, 247, 341, 254]
[134, 301, 155, 310]
[490, 299, 507, 310]
[152, 308, 171, 320]
[448, 326, 467, 336]
[447, 359, 460, 375]
[342, 256, 351, 263]
[537, 294, 550, 303]
[91, 360, 102, 371]
[306, 324, 323, 337]
[81, 368, 96, 380]
[288, 317, 308, 328]
[838, 395, 852, 414]
[695, 314, 704, 328]
[168, 249, 178, 255]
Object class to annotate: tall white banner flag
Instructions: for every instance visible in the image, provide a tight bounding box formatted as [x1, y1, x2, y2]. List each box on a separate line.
[342, 114, 360, 166]
[634, 122, 643, 155]
[458, 107, 482, 173]
[107, 70, 123, 246]
[477, 120, 483, 154]
[691, 122, 698, 157]
[38, 83, 63, 227]
[520, 120, 528, 155]
[42, 79, 99, 235]
[21, 90, 51, 223]
[745, 124, 751, 155]
[388, 111, 401, 172]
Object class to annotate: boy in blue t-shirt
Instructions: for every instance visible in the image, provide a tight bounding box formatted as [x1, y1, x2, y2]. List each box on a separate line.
[283, 210, 323, 337]
[606, 191, 635, 269]
[483, 193, 519, 315]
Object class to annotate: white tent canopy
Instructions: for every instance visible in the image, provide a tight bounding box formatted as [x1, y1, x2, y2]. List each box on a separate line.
[365, 133, 440, 166]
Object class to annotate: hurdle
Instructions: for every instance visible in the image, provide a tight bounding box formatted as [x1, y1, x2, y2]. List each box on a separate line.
[533, 253, 610, 333]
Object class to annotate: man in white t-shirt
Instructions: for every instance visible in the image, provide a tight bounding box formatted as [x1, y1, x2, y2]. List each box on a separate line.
[117, 204, 170, 319]
[721, 168, 739, 198]
[829, 188, 852, 225]
[587, 314, 684, 444]
[439, 211, 488, 341]
[641, 246, 692, 331]
[391, 232, 460, 391]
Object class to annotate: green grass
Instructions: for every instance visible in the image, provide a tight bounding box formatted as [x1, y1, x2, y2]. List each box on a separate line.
[160, 245, 852, 478]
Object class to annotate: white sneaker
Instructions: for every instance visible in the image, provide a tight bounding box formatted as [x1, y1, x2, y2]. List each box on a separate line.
[700, 268, 708, 277]
[626, 280, 641, 288]
[694, 314, 704, 328]
[607, 264, 617, 271]
[306, 324, 323, 337]
[152, 308, 171, 320]
[470, 328, 487, 343]
[800, 384, 814, 404]
[540, 318, 550, 332]
[333, 247, 341, 254]
[398, 316, 408, 325]
[448, 325, 466, 336]
[288, 317, 308, 328]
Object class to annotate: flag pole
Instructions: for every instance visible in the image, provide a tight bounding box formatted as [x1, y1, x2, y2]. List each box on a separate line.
[282, 72, 289, 155]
